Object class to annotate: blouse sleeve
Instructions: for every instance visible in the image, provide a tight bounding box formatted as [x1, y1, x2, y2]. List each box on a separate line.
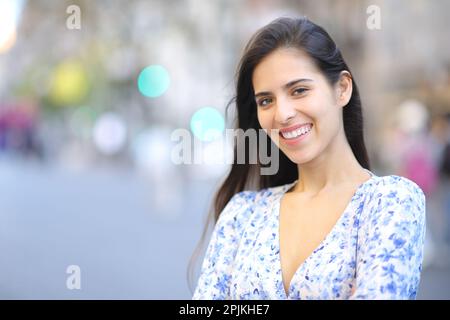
[192, 191, 254, 300]
[349, 176, 426, 300]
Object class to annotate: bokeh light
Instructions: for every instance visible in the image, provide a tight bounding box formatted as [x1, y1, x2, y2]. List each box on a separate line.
[137, 65, 170, 98]
[49, 60, 89, 106]
[0, 29, 16, 54]
[190, 107, 225, 142]
[131, 127, 172, 172]
[396, 99, 429, 134]
[0, 0, 24, 54]
[93, 112, 127, 155]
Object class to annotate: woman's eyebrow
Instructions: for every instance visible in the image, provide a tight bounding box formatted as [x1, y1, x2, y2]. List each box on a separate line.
[254, 78, 313, 98]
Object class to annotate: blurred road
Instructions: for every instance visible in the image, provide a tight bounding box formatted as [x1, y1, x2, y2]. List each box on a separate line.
[0, 158, 448, 299]
[0, 157, 211, 299]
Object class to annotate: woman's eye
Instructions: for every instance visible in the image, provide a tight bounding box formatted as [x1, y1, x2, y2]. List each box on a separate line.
[257, 98, 272, 107]
[293, 88, 308, 95]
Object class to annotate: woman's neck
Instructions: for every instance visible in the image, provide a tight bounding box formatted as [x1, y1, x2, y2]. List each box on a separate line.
[292, 133, 368, 197]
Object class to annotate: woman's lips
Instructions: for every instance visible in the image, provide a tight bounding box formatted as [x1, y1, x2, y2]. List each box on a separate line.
[278, 124, 313, 146]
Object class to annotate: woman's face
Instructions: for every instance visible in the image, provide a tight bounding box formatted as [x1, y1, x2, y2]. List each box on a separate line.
[252, 47, 351, 164]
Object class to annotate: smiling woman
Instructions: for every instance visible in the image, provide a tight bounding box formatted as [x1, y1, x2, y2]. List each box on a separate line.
[189, 16, 426, 300]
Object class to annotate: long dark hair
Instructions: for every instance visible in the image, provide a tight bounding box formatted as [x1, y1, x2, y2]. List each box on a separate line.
[187, 16, 370, 292]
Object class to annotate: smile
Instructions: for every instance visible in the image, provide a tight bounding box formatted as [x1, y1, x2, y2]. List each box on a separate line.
[279, 123, 313, 139]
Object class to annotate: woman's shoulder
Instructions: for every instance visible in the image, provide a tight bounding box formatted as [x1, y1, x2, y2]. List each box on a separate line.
[361, 173, 426, 224]
[370, 174, 426, 202]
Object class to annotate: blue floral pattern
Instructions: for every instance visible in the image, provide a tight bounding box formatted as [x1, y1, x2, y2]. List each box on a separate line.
[192, 170, 426, 300]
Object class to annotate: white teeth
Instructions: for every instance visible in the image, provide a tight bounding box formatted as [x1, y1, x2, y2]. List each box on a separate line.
[281, 124, 312, 139]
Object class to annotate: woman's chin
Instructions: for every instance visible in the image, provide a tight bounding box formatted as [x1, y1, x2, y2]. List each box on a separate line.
[280, 150, 311, 165]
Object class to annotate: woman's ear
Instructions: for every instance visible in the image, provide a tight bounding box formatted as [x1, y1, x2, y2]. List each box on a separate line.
[336, 71, 353, 108]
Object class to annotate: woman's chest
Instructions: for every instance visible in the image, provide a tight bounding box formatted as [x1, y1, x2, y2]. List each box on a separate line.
[229, 202, 359, 299]
[278, 193, 356, 292]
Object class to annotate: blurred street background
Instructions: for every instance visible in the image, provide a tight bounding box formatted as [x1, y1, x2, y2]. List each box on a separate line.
[0, 0, 449, 299]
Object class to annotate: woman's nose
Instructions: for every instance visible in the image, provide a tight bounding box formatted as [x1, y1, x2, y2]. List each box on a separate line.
[274, 98, 297, 124]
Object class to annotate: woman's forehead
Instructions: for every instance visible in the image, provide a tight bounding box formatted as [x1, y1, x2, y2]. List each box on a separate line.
[252, 48, 320, 90]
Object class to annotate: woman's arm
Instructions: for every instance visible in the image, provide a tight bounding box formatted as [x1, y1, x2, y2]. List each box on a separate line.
[349, 176, 426, 299]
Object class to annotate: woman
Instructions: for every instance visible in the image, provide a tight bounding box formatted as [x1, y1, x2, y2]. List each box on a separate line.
[191, 17, 426, 300]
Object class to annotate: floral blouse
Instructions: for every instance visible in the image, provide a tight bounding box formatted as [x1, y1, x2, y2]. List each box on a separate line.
[192, 170, 426, 300]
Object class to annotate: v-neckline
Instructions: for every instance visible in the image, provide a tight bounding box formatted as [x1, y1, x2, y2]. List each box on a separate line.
[273, 169, 376, 299]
